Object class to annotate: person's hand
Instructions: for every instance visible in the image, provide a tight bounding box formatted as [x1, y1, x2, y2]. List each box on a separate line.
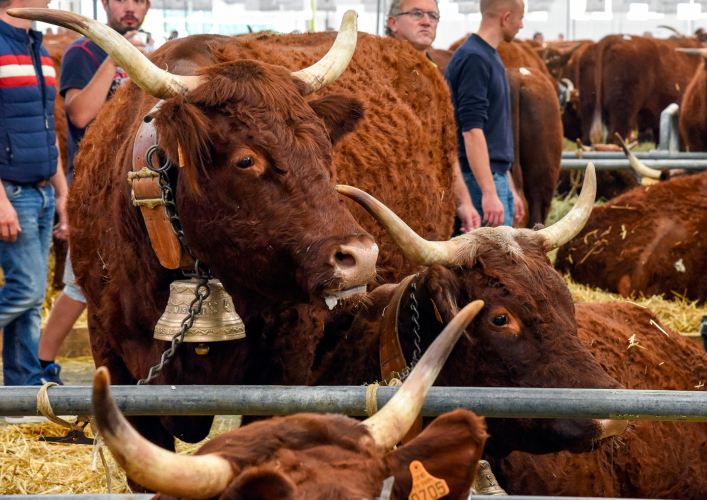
[457, 199, 481, 232]
[512, 189, 525, 226]
[53, 193, 68, 240]
[124, 30, 148, 54]
[0, 196, 20, 242]
[482, 192, 504, 227]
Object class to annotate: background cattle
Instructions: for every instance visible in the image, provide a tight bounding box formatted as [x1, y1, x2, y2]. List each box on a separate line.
[555, 169, 707, 301]
[588, 35, 703, 146]
[489, 301, 707, 499]
[312, 175, 628, 458]
[677, 48, 707, 151]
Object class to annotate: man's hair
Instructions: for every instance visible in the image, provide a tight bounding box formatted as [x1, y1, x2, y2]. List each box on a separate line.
[385, 0, 439, 37]
[480, 0, 520, 17]
[0, 0, 14, 9]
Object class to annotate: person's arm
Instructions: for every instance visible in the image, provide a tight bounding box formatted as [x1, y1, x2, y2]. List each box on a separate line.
[462, 128, 504, 227]
[0, 184, 20, 242]
[51, 137, 68, 239]
[508, 173, 525, 226]
[452, 159, 480, 232]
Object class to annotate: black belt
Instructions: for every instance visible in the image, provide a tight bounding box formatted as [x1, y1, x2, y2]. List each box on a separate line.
[3, 179, 51, 188]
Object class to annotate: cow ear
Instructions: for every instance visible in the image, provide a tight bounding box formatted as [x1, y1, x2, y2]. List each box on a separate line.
[308, 95, 365, 145]
[383, 410, 488, 500]
[219, 466, 296, 500]
[419, 265, 462, 325]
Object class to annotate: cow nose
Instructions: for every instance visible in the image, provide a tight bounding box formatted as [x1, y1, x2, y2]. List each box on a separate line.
[330, 237, 379, 288]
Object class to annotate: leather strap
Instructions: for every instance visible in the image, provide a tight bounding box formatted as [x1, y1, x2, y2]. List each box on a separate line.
[379, 274, 422, 443]
[130, 106, 193, 270]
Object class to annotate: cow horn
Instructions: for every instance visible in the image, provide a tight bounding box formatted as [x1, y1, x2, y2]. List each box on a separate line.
[658, 25, 686, 38]
[560, 78, 575, 92]
[291, 10, 358, 95]
[7, 9, 201, 98]
[615, 133, 661, 180]
[361, 300, 484, 451]
[336, 185, 461, 266]
[676, 47, 707, 58]
[91, 367, 233, 498]
[535, 163, 596, 251]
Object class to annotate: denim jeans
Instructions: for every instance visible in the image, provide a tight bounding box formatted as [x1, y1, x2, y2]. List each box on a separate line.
[0, 182, 54, 386]
[462, 171, 514, 227]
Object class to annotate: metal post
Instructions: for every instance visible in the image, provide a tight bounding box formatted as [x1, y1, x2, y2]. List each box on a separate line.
[658, 103, 680, 153]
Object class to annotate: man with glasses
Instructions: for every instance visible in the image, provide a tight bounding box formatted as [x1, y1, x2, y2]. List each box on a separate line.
[445, 0, 525, 228]
[386, 0, 481, 232]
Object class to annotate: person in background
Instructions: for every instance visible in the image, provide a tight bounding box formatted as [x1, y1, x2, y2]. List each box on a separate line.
[386, 0, 481, 231]
[557, 33, 564, 42]
[0, 0, 68, 385]
[532, 31, 544, 46]
[444, 0, 526, 228]
[695, 27, 707, 43]
[36, 0, 150, 384]
[168, 29, 178, 40]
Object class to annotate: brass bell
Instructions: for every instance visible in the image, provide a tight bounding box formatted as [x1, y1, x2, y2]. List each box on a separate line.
[154, 279, 245, 342]
[471, 460, 507, 496]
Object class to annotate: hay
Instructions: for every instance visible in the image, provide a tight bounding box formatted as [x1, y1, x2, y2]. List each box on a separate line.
[0, 417, 240, 495]
[566, 275, 707, 334]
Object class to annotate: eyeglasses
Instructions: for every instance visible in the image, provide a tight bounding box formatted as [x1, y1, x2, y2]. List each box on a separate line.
[395, 9, 440, 22]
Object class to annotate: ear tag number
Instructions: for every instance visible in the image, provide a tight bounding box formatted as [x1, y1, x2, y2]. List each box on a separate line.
[408, 460, 450, 500]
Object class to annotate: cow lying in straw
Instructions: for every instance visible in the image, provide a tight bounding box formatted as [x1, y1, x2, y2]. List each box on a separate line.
[92, 301, 487, 500]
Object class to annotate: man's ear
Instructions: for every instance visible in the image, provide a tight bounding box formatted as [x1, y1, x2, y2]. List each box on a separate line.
[309, 95, 365, 145]
[218, 467, 296, 500]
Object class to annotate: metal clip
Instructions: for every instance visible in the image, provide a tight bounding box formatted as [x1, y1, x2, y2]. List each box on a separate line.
[40, 429, 94, 445]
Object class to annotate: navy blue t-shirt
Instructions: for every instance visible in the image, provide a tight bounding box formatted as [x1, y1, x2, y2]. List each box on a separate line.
[59, 38, 127, 183]
[444, 34, 513, 175]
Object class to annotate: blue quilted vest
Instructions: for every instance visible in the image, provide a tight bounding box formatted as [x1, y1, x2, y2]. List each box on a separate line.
[0, 19, 57, 184]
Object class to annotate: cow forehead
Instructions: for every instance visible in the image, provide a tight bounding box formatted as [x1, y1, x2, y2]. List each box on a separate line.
[452, 227, 543, 266]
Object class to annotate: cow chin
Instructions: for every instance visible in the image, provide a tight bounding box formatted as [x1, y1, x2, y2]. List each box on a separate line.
[540, 418, 627, 455]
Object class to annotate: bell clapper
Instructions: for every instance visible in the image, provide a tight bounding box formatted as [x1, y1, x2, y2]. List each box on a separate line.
[195, 343, 210, 355]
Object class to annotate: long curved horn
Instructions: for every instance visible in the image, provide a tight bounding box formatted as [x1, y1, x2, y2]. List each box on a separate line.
[676, 47, 707, 58]
[91, 367, 233, 498]
[560, 77, 575, 92]
[615, 133, 661, 181]
[536, 163, 596, 251]
[658, 25, 685, 38]
[291, 10, 358, 95]
[7, 9, 201, 98]
[336, 185, 461, 266]
[362, 300, 484, 451]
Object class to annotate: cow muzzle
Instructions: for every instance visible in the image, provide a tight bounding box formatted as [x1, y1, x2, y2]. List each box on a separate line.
[323, 236, 379, 309]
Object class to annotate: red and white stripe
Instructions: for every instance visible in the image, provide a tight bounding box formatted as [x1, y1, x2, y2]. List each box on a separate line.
[0, 55, 55, 88]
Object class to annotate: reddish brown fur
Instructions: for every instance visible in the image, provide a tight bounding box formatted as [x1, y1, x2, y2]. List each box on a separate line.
[490, 302, 707, 499]
[68, 33, 457, 447]
[556, 171, 707, 301]
[312, 232, 623, 457]
[151, 410, 487, 500]
[588, 35, 702, 145]
[679, 56, 707, 151]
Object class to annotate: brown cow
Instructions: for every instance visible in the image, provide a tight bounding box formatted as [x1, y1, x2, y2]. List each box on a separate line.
[8, 8, 460, 450]
[677, 48, 707, 151]
[489, 301, 707, 499]
[588, 35, 703, 146]
[311, 169, 628, 457]
[556, 169, 707, 301]
[91, 300, 488, 500]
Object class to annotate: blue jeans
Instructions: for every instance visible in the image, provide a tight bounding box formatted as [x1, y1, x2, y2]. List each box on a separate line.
[0, 182, 54, 386]
[463, 171, 514, 227]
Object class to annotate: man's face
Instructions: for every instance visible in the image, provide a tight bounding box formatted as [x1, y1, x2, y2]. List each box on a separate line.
[501, 0, 524, 43]
[101, 0, 150, 34]
[387, 0, 439, 52]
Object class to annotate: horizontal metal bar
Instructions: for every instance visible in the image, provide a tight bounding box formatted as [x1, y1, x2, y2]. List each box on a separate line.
[561, 159, 707, 170]
[561, 150, 707, 159]
[3, 386, 707, 421]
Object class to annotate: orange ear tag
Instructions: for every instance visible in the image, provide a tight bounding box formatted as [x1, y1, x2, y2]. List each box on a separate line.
[408, 460, 450, 500]
[177, 141, 186, 168]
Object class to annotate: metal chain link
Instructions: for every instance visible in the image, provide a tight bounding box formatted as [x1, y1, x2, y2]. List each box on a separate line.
[137, 146, 213, 385]
[409, 282, 422, 366]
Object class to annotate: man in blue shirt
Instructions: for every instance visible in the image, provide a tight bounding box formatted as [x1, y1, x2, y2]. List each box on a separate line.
[0, 0, 68, 385]
[445, 0, 525, 227]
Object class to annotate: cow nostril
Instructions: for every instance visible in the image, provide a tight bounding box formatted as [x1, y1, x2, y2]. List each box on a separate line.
[335, 252, 357, 269]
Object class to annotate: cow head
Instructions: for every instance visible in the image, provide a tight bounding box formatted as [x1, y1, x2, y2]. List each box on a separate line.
[338, 164, 628, 456]
[10, 9, 379, 308]
[92, 301, 487, 500]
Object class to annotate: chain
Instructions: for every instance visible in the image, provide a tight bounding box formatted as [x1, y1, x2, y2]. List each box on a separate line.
[409, 282, 422, 367]
[137, 146, 213, 385]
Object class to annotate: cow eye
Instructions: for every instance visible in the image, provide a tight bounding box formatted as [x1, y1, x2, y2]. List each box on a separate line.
[492, 314, 508, 326]
[235, 157, 254, 169]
